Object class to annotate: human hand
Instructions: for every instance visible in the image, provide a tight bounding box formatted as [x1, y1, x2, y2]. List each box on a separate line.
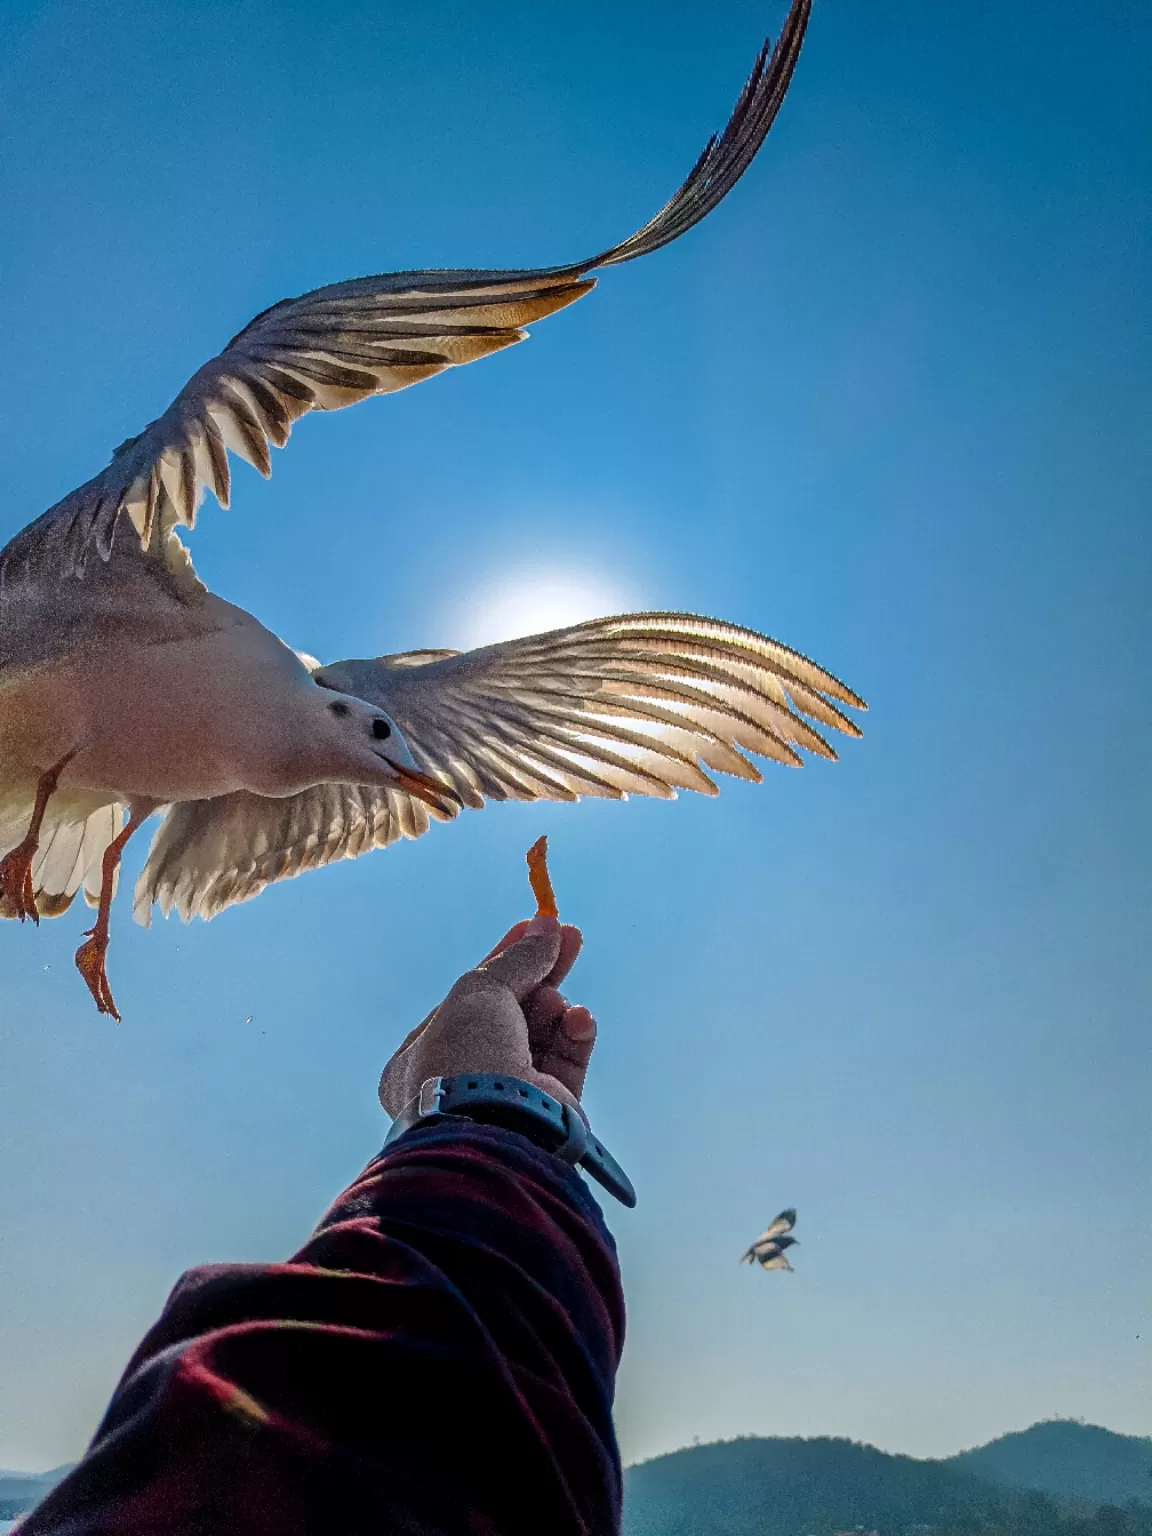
[379, 914, 597, 1120]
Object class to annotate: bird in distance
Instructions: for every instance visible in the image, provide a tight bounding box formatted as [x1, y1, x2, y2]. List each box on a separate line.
[741, 1209, 798, 1271]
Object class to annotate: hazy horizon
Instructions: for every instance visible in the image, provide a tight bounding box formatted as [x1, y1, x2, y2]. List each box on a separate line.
[1, 0, 1148, 1472]
[3, 1415, 1148, 1483]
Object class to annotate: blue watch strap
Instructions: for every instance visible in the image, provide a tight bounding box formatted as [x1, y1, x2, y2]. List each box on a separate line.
[384, 1073, 636, 1208]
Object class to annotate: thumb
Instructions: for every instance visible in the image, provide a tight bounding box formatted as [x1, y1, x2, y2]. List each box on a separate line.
[475, 915, 563, 1001]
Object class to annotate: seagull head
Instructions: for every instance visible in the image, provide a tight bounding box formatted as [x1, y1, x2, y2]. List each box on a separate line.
[297, 685, 460, 815]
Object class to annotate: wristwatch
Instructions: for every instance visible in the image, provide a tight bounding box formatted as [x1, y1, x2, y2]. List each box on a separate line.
[383, 1072, 636, 1208]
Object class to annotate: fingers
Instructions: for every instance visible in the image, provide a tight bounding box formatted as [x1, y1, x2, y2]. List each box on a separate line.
[535, 1005, 597, 1101]
[523, 983, 566, 1054]
[562, 1004, 597, 1047]
[398, 919, 581, 1072]
[480, 919, 582, 989]
[476, 916, 564, 1001]
[525, 981, 596, 1094]
[380, 969, 534, 1116]
[478, 921, 531, 966]
[380, 915, 588, 1119]
[546, 924, 583, 989]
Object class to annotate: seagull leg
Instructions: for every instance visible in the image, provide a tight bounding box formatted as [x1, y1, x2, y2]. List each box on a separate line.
[74, 806, 149, 1022]
[0, 750, 78, 924]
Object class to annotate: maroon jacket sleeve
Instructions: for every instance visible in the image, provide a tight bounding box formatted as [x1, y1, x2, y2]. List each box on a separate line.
[21, 1120, 626, 1536]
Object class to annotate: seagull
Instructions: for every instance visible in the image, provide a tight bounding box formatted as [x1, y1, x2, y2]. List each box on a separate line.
[741, 1209, 798, 1271]
[0, 0, 863, 1020]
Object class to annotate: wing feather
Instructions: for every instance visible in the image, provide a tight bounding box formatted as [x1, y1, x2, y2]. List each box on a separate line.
[134, 783, 444, 924]
[1, 1, 812, 582]
[750, 1208, 798, 1245]
[0, 795, 123, 920]
[133, 603, 858, 924]
[314, 612, 863, 809]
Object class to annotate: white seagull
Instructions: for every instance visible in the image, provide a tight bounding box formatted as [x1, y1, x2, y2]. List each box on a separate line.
[741, 1209, 799, 1271]
[0, 0, 862, 1020]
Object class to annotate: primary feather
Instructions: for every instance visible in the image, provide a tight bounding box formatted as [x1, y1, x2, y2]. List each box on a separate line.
[136, 616, 863, 923]
[0, 0, 811, 585]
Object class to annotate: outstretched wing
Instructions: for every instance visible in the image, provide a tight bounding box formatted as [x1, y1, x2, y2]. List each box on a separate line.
[755, 1252, 794, 1272]
[2, 0, 811, 582]
[316, 614, 863, 806]
[754, 1208, 798, 1245]
[740, 1209, 797, 1263]
[134, 783, 447, 925]
[137, 608, 860, 925]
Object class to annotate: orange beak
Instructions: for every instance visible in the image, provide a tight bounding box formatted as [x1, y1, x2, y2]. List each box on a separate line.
[391, 765, 462, 816]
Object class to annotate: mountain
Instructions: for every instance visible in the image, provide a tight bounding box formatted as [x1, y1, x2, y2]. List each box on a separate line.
[625, 1436, 995, 1535]
[622, 1428, 1152, 1536]
[946, 1421, 1152, 1508]
[0, 1467, 72, 1521]
[5, 1424, 1150, 1528]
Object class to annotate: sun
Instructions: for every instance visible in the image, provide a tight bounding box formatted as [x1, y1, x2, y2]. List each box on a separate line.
[449, 565, 643, 650]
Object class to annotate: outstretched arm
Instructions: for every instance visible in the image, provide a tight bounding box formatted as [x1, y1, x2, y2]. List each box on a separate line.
[21, 916, 625, 1536]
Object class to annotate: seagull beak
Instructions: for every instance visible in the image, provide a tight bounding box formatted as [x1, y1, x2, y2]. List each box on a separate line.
[363, 710, 462, 814]
[390, 764, 463, 815]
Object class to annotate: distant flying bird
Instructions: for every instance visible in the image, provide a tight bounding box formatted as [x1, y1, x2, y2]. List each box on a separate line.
[0, 0, 863, 1020]
[741, 1209, 798, 1271]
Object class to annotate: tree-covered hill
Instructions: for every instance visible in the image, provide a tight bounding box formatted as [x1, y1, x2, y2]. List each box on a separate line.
[946, 1421, 1152, 1508]
[622, 1425, 1152, 1536]
[5, 1421, 1149, 1528]
[0, 1466, 71, 1521]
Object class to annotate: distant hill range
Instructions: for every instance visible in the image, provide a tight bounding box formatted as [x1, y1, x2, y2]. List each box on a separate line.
[948, 1420, 1152, 1507]
[622, 1421, 1152, 1536]
[0, 1465, 71, 1521]
[3, 1421, 1149, 1528]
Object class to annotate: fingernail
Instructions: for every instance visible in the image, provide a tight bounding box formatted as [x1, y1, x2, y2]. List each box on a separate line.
[565, 1009, 596, 1041]
[525, 914, 559, 936]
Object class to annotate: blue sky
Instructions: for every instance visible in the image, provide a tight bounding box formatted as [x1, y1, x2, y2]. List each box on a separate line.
[0, 0, 1148, 1473]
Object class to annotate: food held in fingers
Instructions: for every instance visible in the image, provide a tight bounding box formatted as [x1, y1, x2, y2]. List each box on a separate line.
[526, 836, 559, 919]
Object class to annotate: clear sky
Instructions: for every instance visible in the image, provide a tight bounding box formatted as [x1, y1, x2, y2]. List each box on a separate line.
[0, 0, 1148, 1475]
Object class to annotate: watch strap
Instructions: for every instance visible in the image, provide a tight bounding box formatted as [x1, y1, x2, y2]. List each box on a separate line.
[384, 1073, 636, 1208]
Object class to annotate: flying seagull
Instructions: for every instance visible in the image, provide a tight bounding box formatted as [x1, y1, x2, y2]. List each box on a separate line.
[0, 0, 862, 1020]
[741, 1209, 798, 1271]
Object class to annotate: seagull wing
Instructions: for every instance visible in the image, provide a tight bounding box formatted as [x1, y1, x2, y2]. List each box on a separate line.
[740, 1208, 797, 1261]
[755, 1252, 794, 1272]
[742, 1235, 797, 1262]
[133, 783, 447, 924]
[135, 608, 861, 924]
[315, 614, 864, 807]
[756, 1208, 798, 1243]
[2, 0, 811, 582]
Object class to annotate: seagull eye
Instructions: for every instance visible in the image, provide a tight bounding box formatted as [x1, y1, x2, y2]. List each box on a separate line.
[372, 718, 392, 741]
[328, 700, 351, 718]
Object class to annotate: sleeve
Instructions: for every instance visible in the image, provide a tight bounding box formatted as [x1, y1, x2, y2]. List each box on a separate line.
[19, 1120, 626, 1536]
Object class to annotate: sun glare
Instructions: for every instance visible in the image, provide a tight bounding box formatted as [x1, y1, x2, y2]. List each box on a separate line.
[449, 567, 643, 650]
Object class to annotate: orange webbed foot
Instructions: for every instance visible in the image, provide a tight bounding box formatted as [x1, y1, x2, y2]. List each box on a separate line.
[75, 928, 121, 1021]
[0, 843, 40, 924]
